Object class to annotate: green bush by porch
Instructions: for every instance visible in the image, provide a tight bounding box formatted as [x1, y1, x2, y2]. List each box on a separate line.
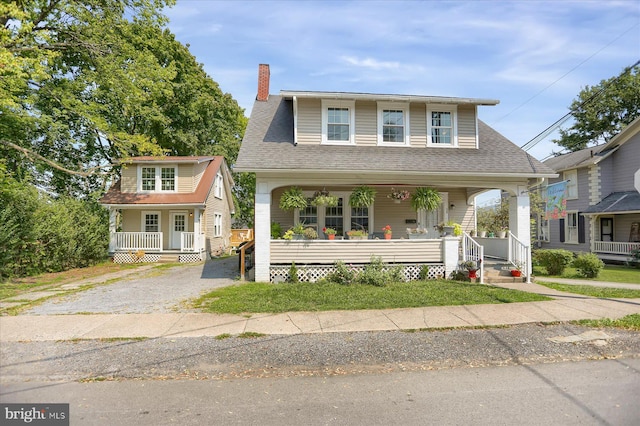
[192, 280, 550, 314]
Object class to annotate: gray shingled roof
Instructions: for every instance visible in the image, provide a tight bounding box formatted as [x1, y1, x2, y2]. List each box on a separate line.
[582, 191, 640, 214]
[235, 95, 555, 177]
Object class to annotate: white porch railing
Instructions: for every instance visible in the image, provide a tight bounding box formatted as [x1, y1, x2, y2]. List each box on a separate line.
[593, 241, 640, 255]
[508, 231, 531, 283]
[111, 232, 162, 251]
[461, 233, 484, 284]
[181, 232, 195, 251]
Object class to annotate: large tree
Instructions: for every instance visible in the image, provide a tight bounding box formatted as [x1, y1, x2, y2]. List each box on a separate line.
[554, 64, 640, 152]
[1, 0, 246, 197]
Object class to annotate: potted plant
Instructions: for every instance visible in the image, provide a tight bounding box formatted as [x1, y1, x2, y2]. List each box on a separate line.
[323, 226, 337, 240]
[410, 187, 442, 212]
[461, 260, 479, 280]
[302, 227, 318, 240]
[346, 229, 368, 240]
[437, 221, 462, 237]
[406, 226, 429, 239]
[382, 224, 392, 240]
[284, 222, 306, 240]
[279, 186, 308, 211]
[478, 227, 487, 238]
[349, 185, 376, 207]
[311, 189, 339, 207]
[387, 188, 410, 204]
[510, 261, 523, 277]
[498, 227, 508, 238]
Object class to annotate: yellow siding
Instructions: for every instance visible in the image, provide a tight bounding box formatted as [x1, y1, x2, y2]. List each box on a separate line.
[120, 165, 137, 193]
[457, 105, 477, 148]
[178, 163, 193, 193]
[193, 161, 209, 190]
[410, 103, 427, 147]
[445, 188, 475, 232]
[296, 98, 322, 144]
[204, 180, 232, 256]
[355, 101, 377, 146]
[270, 240, 442, 264]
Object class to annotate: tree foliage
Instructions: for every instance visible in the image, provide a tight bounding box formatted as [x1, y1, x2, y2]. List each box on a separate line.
[0, 164, 109, 279]
[1, 0, 246, 198]
[554, 64, 640, 152]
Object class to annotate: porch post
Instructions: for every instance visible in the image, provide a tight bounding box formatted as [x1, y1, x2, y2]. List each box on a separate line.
[509, 190, 531, 278]
[442, 236, 460, 278]
[193, 207, 201, 253]
[108, 208, 117, 252]
[254, 181, 271, 281]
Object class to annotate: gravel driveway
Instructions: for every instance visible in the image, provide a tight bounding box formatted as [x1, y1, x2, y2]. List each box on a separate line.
[23, 257, 239, 315]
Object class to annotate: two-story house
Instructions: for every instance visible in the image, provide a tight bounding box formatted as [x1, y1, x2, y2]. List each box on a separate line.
[235, 64, 556, 282]
[537, 116, 640, 261]
[100, 156, 235, 263]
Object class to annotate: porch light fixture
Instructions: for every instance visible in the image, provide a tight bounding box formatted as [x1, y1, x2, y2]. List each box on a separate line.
[450, 204, 455, 209]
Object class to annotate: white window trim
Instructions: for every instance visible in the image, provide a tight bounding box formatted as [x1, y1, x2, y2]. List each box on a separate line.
[137, 165, 178, 193]
[213, 212, 223, 237]
[564, 210, 579, 244]
[321, 100, 356, 145]
[294, 191, 374, 234]
[426, 104, 458, 147]
[377, 102, 410, 146]
[563, 170, 578, 200]
[141, 211, 161, 233]
[214, 172, 223, 199]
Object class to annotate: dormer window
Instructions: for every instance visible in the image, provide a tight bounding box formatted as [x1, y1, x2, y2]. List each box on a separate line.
[138, 165, 177, 192]
[427, 105, 457, 147]
[377, 102, 410, 146]
[321, 100, 355, 145]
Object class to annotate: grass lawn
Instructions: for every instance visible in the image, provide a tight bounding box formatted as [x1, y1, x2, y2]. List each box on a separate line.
[0, 261, 149, 300]
[533, 264, 640, 284]
[192, 280, 551, 314]
[575, 314, 640, 331]
[537, 282, 640, 299]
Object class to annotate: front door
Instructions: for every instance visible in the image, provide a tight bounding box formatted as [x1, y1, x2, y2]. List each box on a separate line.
[600, 218, 613, 242]
[170, 212, 187, 249]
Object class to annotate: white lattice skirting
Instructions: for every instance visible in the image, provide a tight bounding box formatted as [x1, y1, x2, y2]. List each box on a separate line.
[179, 253, 204, 263]
[270, 263, 446, 283]
[113, 252, 162, 264]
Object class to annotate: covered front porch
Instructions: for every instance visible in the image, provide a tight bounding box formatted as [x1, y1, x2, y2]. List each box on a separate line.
[106, 207, 206, 263]
[253, 176, 534, 282]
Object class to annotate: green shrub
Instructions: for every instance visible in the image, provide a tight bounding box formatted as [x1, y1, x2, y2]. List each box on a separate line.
[356, 256, 405, 286]
[288, 261, 299, 283]
[572, 253, 604, 278]
[628, 249, 640, 269]
[534, 249, 574, 275]
[325, 261, 356, 285]
[418, 265, 430, 280]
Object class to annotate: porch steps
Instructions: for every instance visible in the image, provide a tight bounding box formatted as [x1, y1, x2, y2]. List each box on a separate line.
[482, 260, 526, 284]
[158, 254, 180, 263]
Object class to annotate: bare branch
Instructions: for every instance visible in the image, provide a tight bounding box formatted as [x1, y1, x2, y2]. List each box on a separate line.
[1, 139, 112, 177]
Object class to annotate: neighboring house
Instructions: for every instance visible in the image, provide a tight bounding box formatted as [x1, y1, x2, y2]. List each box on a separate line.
[234, 64, 556, 282]
[537, 117, 640, 262]
[100, 156, 235, 263]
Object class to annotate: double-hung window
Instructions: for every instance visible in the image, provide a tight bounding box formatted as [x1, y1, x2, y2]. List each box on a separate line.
[377, 102, 410, 146]
[321, 100, 355, 144]
[214, 213, 222, 237]
[142, 211, 160, 233]
[427, 105, 457, 147]
[565, 211, 579, 244]
[563, 170, 578, 199]
[138, 165, 177, 192]
[214, 173, 223, 199]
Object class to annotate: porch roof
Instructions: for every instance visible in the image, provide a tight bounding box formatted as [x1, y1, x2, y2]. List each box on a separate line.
[100, 156, 223, 206]
[235, 95, 556, 178]
[582, 191, 640, 215]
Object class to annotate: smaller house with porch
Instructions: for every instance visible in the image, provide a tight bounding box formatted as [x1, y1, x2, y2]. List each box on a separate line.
[538, 116, 640, 262]
[235, 64, 556, 282]
[100, 156, 235, 263]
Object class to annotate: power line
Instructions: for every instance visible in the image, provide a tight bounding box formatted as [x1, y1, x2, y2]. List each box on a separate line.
[521, 59, 640, 152]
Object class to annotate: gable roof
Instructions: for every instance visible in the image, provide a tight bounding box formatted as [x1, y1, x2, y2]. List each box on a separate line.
[100, 156, 230, 207]
[235, 95, 555, 178]
[544, 116, 640, 172]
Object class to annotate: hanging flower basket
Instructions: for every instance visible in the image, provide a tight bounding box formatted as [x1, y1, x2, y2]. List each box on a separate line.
[387, 188, 410, 203]
[279, 187, 308, 211]
[349, 185, 377, 207]
[410, 187, 442, 212]
[311, 189, 339, 207]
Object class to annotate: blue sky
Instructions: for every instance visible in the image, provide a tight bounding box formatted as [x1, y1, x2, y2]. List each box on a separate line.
[165, 0, 639, 164]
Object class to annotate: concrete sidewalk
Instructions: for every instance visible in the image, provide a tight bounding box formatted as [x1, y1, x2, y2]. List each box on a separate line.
[1, 294, 639, 342]
[534, 276, 640, 290]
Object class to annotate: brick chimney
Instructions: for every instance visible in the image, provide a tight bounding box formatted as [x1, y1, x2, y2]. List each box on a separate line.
[256, 64, 270, 101]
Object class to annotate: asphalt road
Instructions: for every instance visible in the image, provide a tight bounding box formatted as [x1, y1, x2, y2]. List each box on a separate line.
[3, 358, 638, 425]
